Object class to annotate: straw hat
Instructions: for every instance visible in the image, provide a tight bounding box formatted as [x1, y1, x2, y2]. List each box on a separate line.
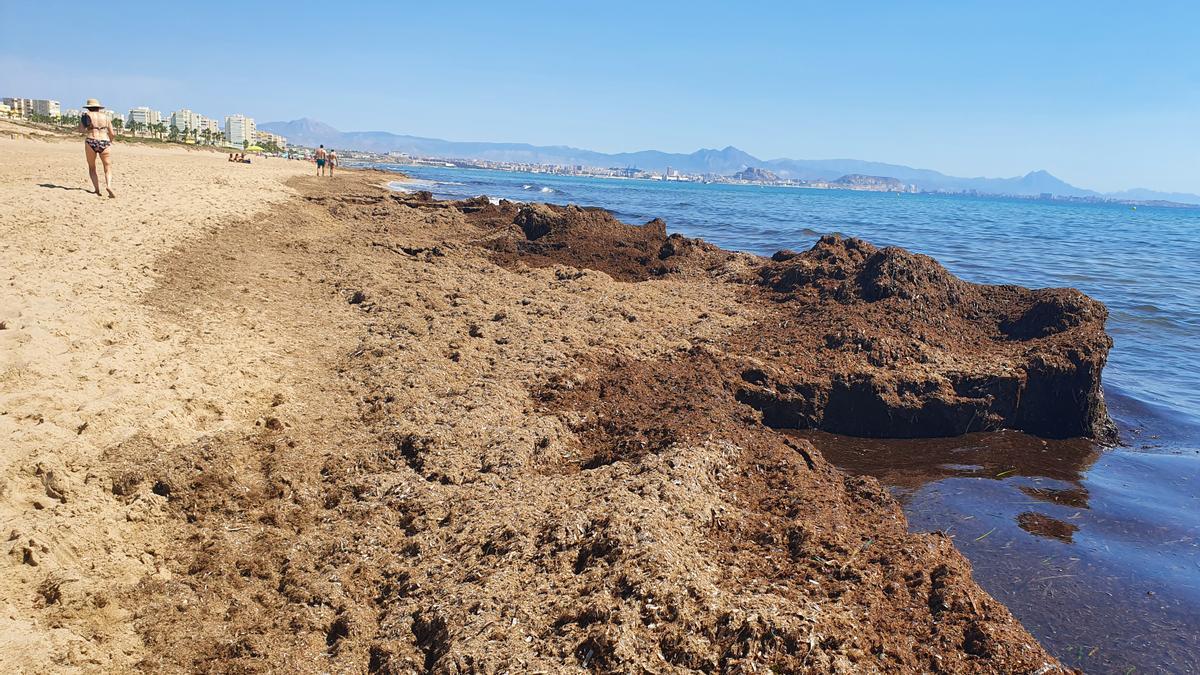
[83, 98, 104, 109]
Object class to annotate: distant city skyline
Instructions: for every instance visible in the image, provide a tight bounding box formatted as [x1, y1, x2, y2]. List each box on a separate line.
[2, 1, 1198, 194]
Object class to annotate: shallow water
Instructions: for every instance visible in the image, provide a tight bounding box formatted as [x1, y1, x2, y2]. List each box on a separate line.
[791, 423, 1200, 673]
[374, 162, 1200, 672]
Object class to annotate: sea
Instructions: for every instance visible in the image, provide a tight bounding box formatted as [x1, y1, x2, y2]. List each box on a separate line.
[371, 163, 1200, 673]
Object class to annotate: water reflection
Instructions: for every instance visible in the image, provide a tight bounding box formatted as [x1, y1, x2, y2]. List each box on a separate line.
[787, 428, 1200, 673]
[791, 429, 1100, 547]
[1016, 511, 1079, 543]
[790, 429, 1101, 497]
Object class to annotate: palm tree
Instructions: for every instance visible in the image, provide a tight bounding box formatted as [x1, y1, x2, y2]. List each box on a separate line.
[112, 118, 124, 136]
[242, 139, 249, 150]
[168, 125, 179, 142]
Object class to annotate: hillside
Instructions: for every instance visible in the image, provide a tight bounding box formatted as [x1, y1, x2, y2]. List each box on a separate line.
[260, 119, 1200, 202]
[831, 174, 908, 189]
[732, 167, 780, 181]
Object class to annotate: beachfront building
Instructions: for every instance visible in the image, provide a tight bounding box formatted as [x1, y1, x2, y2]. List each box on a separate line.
[170, 108, 201, 131]
[128, 106, 162, 128]
[3, 97, 61, 118]
[224, 114, 256, 147]
[37, 99, 62, 117]
[254, 130, 287, 150]
[170, 108, 220, 141]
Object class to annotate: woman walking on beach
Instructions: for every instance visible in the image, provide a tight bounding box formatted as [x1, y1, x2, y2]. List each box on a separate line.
[79, 98, 116, 198]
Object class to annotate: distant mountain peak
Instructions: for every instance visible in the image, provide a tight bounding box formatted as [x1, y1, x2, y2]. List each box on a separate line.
[256, 119, 1198, 203]
[265, 118, 342, 136]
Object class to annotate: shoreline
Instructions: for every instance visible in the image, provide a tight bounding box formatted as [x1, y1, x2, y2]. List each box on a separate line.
[364, 158, 1200, 211]
[376, 163, 1200, 433]
[2, 134, 1084, 671]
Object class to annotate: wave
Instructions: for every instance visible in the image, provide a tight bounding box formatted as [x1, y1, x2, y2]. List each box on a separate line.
[387, 177, 440, 190]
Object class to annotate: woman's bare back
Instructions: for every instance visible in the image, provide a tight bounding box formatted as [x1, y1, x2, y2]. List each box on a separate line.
[81, 110, 113, 140]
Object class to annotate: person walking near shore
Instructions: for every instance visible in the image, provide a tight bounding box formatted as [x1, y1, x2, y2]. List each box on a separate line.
[79, 98, 116, 198]
[314, 145, 327, 176]
[327, 149, 337, 176]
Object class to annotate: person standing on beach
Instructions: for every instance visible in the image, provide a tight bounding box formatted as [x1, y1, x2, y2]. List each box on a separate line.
[79, 98, 116, 198]
[314, 145, 327, 176]
[327, 149, 337, 176]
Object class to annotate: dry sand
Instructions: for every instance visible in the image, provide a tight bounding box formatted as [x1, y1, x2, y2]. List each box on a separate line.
[0, 125, 1067, 672]
[0, 125, 309, 670]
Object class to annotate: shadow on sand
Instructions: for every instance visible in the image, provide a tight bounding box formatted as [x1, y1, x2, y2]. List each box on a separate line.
[38, 183, 93, 192]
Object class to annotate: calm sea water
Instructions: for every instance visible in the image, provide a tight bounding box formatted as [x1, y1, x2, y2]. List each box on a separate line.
[374, 163, 1200, 672]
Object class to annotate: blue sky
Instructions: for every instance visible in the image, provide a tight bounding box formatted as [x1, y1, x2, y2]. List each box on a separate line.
[2, 1, 1197, 193]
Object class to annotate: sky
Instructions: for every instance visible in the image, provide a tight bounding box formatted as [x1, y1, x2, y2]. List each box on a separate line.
[2, 1, 1198, 194]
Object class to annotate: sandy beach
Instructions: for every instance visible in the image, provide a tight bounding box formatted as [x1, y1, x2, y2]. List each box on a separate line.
[0, 125, 310, 669]
[0, 127, 1079, 672]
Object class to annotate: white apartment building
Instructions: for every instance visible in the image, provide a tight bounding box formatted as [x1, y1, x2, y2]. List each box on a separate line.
[128, 106, 163, 127]
[34, 99, 60, 117]
[253, 130, 288, 149]
[224, 114, 256, 146]
[3, 98, 60, 117]
[170, 108, 221, 139]
[170, 108, 201, 131]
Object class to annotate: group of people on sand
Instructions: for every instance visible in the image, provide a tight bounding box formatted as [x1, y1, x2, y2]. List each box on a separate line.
[314, 144, 338, 176]
[227, 153, 251, 163]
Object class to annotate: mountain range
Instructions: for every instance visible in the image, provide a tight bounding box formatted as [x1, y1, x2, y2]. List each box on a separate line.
[261, 118, 1200, 204]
